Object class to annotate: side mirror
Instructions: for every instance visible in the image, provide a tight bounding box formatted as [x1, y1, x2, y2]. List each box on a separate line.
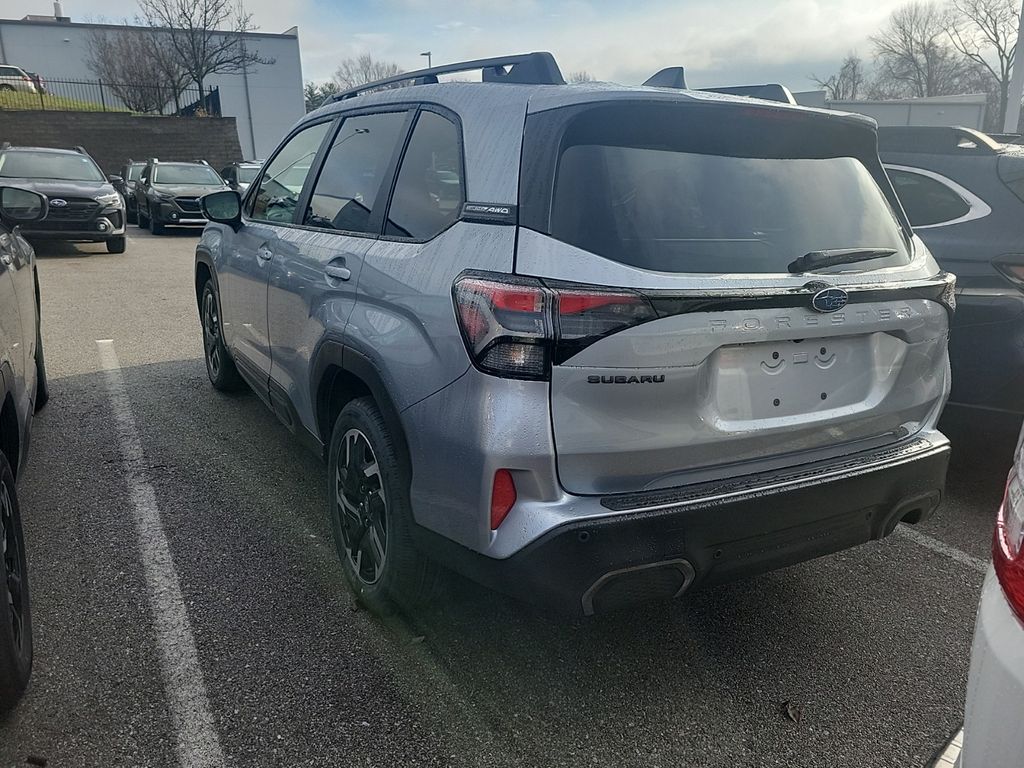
[107, 174, 124, 185]
[0, 186, 47, 222]
[200, 190, 241, 228]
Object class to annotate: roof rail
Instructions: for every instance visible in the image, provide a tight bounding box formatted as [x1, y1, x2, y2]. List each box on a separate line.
[72, 145, 88, 154]
[0, 142, 10, 150]
[700, 84, 796, 105]
[329, 51, 565, 102]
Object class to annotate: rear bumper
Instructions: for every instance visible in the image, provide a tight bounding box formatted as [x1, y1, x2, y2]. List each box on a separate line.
[414, 434, 950, 615]
[948, 288, 1024, 413]
[960, 569, 1024, 767]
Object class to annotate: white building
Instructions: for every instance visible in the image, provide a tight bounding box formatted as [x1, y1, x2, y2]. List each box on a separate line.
[0, 13, 305, 158]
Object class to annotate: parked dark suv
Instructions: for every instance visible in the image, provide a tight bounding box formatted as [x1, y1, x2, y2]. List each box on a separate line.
[0, 184, 51, 712]
[0, 145, 126, 254]
[219, 161, 263, 194]
[134, 159, 228, 235]
[112, 160, 146, 225]
[196, 53, 953, 616]
[879, 126, 1024, 414]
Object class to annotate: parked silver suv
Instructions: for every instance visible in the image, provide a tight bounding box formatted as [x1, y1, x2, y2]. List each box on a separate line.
[195, 53, 954, 615]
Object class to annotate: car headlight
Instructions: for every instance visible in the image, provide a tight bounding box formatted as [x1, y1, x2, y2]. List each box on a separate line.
[96, 192, 123, 208]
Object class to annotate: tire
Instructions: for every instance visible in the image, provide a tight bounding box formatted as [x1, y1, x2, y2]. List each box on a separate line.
[0, 85, 13, 93]
[149, 207, 164, 236]
[327, 397, 439, 614]
[106, 236, 126, 254]
[33, 319, 48, 412]
[0, 451, 32, 715]
[200, 280, 244, 392]
[126, 202, 137, 225]
[137, 201, 148, 228]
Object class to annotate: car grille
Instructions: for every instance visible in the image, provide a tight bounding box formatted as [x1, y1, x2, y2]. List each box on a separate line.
[45, 197, 99, 221]
[175, 196, 201, 213]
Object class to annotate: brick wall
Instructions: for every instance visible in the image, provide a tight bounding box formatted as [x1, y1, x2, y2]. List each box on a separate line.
[0, 112, 243, 173]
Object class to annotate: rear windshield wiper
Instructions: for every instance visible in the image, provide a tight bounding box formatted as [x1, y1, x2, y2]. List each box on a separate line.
[788, 248, 898, 274]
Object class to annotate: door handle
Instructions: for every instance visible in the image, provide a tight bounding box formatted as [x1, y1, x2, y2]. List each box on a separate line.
[256, 244, 273, 262]
[324, 263, 352, 281]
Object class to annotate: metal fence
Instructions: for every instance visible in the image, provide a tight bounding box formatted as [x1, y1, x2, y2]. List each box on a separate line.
[0, 77, 221, 117]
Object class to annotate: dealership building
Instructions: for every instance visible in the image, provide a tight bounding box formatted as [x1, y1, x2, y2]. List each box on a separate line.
[0, 12, 305, 158]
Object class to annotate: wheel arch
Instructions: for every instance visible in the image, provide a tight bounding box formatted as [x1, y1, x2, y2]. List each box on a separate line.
[194, 251, 218, 312]
[0, 367, 20, 480]
[312, 340, 411, 474]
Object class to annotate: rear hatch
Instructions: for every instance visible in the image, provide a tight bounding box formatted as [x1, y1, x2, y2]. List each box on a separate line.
[515, 97, 952, 495]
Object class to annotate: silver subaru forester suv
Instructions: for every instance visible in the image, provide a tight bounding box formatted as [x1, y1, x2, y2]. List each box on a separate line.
[195, 53, 953, 615]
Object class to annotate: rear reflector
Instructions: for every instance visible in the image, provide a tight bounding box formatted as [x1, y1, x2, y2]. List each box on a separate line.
[994, 471, 1024, 625]
[490, 469, 517, 530]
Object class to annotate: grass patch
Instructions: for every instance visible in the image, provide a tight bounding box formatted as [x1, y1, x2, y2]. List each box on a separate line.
[0, 89, 129, 113]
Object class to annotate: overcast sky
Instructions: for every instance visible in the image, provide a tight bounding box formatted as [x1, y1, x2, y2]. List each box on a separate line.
[6, 0, 913, 89]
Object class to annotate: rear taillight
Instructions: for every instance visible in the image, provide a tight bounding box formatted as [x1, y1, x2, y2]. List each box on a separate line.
[994, 257, 1024, 289]
[453, 273, 655, 380]
[994, 471, 1024, 625]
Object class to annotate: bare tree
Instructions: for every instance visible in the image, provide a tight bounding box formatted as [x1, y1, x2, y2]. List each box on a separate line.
[870, 1, 975, 96]
[304, 80, 340, 112]
[137, 0, 274, 95]
[945, 0, 1019, 126]
[568, 70, 596, 83]
[811, 54, 867, 99]
[86, 26, 190, 113]
[333, 54, 403, 90]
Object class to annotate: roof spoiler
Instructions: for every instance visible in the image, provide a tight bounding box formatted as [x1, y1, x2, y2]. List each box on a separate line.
[641, 67, 796, 105]
[329, 52, 566, 103]
[701, 84, 796, 105]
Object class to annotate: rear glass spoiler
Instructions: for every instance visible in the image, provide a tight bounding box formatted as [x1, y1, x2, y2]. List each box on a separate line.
[641, 67, 796, 105]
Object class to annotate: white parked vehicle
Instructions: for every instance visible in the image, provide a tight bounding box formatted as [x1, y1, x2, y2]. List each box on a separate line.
[0, 65, 38, 94]
[958, 431, 1024, 766]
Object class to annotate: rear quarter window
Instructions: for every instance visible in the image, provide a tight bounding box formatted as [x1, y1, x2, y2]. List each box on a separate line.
[887, 168, 971, 227]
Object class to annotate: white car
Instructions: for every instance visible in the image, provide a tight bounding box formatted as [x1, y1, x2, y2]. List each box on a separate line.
[0, 65, 38, 94]
[957, 432, 1024, 766]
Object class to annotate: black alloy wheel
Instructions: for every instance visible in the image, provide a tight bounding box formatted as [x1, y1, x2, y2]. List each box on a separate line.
[0, 451, 32, 713]
[200, 281, 243, 391]
[335, 428, 389, 586]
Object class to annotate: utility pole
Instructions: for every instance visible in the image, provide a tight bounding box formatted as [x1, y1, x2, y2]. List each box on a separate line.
[420, 51, 432, 69]
[1004, 0, 1024, 133]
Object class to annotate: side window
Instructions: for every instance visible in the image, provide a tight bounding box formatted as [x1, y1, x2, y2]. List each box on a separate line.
[888, 168, 971, 227]
[303, 111, 408, 234]
[250, 121, 330, 224]
[385, 111, 464, 239]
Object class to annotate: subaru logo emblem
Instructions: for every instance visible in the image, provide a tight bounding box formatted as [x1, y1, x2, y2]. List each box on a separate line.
[50, 199, 68, 208]
[811, 288, 848, 313]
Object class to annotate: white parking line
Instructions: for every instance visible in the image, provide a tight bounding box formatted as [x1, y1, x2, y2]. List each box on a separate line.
[96, 340, 226, 768]
[896, 525, 989, 575]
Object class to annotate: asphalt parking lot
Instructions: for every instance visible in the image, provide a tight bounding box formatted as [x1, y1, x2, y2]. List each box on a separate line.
[0, 226, 1017, 768]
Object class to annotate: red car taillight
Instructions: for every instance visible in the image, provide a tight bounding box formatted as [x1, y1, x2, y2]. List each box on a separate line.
[452, 273, 656, 380]
[994, 471, 1024, 625]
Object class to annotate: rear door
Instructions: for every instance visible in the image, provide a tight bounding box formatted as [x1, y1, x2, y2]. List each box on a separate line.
[266, 108, 412, 430]
[0, 227, 25, 415]
[516, 99, 952, 495]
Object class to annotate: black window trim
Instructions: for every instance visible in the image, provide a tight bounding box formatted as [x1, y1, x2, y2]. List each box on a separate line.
[288, 106, 416, 239]
[242, 113, 340, 226]
[883, 163, 990, 229]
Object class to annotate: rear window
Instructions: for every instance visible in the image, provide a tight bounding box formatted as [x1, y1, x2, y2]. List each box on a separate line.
[237, 166, 260, 183]
[525, 102, 911, 274]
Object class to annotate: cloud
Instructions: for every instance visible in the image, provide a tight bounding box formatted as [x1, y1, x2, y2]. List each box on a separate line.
[5, 0, 910, 88]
